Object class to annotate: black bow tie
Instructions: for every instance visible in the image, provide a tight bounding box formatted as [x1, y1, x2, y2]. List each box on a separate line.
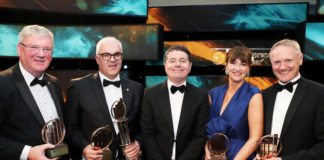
[171, 85, 186, 94]
[274, 79, 300, 93]
[103, 79, 121, 87]
[30, 77, 48, 87]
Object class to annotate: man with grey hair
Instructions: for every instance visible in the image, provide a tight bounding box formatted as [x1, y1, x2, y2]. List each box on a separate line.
[262, 39, 324, 160]
[0, 25, 65, 159]
[65, 36, 143, 160]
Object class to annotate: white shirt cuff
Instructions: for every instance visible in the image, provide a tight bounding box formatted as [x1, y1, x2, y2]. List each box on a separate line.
[20, 145, 31, 160]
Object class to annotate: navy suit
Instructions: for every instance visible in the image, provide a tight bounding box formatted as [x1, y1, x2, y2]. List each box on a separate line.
[0, 64, 64, 160]
[64, 72, 144, 160]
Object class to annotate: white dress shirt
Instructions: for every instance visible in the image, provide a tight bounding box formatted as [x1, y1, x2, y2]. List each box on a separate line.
[167, 79, 186, 160]
[99, 72, 123, 134]
[19, 62, 59, 160]
[271, 74, 301, 138]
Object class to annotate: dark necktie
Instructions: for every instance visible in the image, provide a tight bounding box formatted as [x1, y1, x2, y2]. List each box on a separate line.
[30, 77, 48, 87]
[103, 79, 121, 87]
[170, 85, 186, 94]
[274, 79, 300, 93]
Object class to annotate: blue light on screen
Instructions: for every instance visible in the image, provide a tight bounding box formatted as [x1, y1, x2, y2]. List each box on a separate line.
[0, 24, 159, 60]
[96, 0, 147, 16]
[145, 75, 226, 91]
[225, 4, 307, 30]
[305, 23, 324, 60]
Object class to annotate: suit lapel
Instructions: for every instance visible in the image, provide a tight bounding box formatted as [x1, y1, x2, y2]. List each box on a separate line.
[176, 82, 192, 138]
[264, 87, 277, 134]
[280, 78, 307, 138]
[90, 73, 116, 134]
[121, 77, 132, 113]
[159, 82, 174, 132]
[45, 74, 63, 120]
[13, 65, 45, 126]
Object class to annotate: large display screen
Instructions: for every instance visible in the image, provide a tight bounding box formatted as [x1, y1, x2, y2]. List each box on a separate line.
[147, 3, 307, 31]
[318, 0, 324, 15]
[304, 22, 324, 60]
[146, 75, 277, 91]
[0, 0, 147, 16]
[146, 40, 275, 66]
[0, 24, 162, 60]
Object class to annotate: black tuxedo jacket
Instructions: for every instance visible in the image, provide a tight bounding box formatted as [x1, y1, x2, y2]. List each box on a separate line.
[262, 77, 324, 160]
[0, 64, 64, 160]
[64, 72, 144, 160]
[141, 81, 209, 160]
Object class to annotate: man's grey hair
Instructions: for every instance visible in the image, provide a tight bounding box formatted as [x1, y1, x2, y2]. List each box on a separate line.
[269, 39, 302, 57]
[96, 36, 123, 55]
[18, 25, 54, 44]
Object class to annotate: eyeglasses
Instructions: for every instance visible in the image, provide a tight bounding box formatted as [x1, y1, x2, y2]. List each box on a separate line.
[98, 52, 123, 61]
[19, 43, 53, 55]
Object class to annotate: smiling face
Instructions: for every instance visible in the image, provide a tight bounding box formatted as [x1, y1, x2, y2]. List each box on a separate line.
[270, 45, 303, 83]
[164, 50, 192, 85]
[95, 39, 123, 80]
[226, 58, 250, 84]
[17, 36, 53, 78]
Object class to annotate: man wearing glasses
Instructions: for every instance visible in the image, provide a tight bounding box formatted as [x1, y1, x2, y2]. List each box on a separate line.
[64, 36, 143, 160]
[0, 25, 65, 159]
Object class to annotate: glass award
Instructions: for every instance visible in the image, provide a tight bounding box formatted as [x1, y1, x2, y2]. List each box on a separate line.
[90, 125, 114, 160]
[206, 133, 230, 160]
[257, 134, 282, 159]
[41, 118, 69, 158]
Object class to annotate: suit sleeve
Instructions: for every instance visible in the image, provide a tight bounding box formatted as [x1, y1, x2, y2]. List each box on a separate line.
[0, 99, 25, 159]
[64, 82, 89, 156]
[141, 88, 166, 160]
[178, 92, 209, 160]
[0, 76, 25, 159]
[283, 93, 324, 160]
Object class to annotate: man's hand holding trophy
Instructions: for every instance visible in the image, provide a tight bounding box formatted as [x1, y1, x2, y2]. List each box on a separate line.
[255, 134, 282, 160]
[111, 98, 141, 160]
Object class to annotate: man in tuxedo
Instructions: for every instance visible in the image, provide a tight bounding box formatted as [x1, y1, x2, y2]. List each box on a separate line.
[0, 25, 64, 159]
[64, 36, 143, 160]
[262, 39, 324, 160]
[141, 45, 209, 160]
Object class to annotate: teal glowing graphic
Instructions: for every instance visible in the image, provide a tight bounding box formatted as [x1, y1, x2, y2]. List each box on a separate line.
[225, 4, 307, 30]
[96, 0, 147, 16]
[305, 23, 324, 60]
[145, 75, 226, 91]
[0, 24, 160, 60]
[0, 0, 147, 16]
[0, 25, 18, 56]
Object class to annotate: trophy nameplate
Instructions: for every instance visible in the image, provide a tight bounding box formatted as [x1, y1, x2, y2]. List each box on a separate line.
[41, 118, 69, 158]
[90, 126, 114, 160]
[111, 98, 140, 160]
[257, 134, 282, 159]
[206, 133, 230, 160]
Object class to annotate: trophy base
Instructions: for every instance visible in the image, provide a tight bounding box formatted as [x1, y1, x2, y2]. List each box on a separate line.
[45, 144, 69, 158]
[102, 150, 113, 160]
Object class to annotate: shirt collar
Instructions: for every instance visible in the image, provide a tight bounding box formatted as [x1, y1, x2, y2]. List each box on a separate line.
[19, 62, 44, 86]
[278, 73, 301, 85]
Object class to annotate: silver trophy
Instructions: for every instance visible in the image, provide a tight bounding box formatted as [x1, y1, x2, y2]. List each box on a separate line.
[90, 125, 114, 160]
[206, 133, 230, 160]
[256, 134, 282, 159]
[41, 118, 69, 158]
[111, 98, 140, 160]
